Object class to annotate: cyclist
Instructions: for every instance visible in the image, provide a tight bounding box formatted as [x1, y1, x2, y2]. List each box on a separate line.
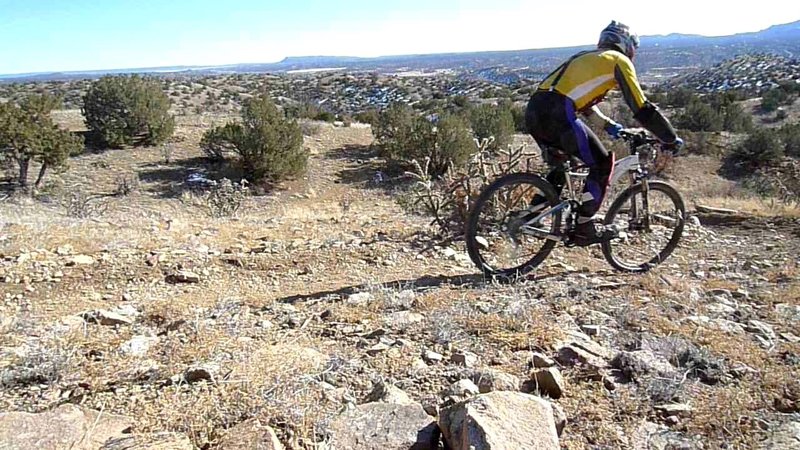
[525, 20, 683, 246]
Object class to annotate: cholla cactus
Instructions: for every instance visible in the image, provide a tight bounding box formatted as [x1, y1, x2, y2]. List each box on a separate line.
[399, 137, 539, 241]
[205, 178, 249, 218]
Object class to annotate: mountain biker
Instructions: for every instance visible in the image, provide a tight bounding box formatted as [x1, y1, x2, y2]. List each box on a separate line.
[525, 20, 684, 246]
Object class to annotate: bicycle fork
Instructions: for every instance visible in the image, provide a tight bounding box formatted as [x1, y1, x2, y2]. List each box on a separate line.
[640, 178, 651, 231]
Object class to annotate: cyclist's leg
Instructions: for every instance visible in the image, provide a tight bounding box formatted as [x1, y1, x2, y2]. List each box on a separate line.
[525, 94, 568, 211]
[558, 100, 613, 220]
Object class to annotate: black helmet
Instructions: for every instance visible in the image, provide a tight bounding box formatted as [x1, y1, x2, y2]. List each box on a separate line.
[598, 21, 640, 58]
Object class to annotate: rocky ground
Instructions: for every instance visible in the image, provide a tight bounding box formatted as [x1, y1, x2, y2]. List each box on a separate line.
[1, 118, 800, 449]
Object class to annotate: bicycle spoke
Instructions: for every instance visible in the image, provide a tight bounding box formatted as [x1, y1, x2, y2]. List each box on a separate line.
[467, 174, 561, 277]
[602, 182, 685, 272]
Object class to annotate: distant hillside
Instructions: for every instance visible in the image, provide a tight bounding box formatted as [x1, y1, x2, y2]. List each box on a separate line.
[2, 19, 800, 83]
[667, 53, 800, 93]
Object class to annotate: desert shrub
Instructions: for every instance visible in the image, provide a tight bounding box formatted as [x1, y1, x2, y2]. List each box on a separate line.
[761, 87, 791, 112]
[83, 75, 175, 148]
[0, 94, 84, 188]
[665, 87, 696, 108]
[452, 95, 469, 108]
[647, 91, 666, 104]
[432, 114, 477, 176]
[681, 131, 710, 155]
[354, 109, 380, 126]
[675, 99, 723, 132]
[315, 110, 335, 122]
[0, 343, 74, 388]
[200, 123, 241, 161]
[778, 123, 800, 157]
[674, 92, 752, 132]
[469, 103, 515, 151]
[612, 100, 635, 128]
[730, 128, 784, 168]
[722, 102, 753, 133]
[286, 102, 334, 122]
[200, 95, 306, 183]
[373, 103, 416, 165]
[160, 143, 174, 164]
[339, 114, 353, 127]
[374, 104, 475, 177]
[61, 191, 107, 218]
[114, 174, 140, 196]
[509, 103, 528, 133]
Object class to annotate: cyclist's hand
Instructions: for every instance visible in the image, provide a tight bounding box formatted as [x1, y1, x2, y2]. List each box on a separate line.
[661, 137, 684, 155]
[605, 122, 624, 140]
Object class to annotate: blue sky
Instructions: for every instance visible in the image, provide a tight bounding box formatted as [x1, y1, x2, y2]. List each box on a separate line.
[0, 0, 797, 75]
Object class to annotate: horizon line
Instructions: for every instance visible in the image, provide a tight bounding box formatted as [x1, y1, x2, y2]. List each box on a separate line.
[1, 19, 797, 79]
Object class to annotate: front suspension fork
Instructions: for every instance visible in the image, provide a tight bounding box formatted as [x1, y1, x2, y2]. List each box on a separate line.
[628, 173, 651, 232]
[640, 178, 651, 231]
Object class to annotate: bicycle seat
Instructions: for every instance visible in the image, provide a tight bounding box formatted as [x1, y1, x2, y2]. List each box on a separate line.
[540, 144, 585, 170]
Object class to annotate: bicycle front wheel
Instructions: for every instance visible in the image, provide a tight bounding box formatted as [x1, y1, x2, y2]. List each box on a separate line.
[602, 180, 685, 273]
[465, 173, 561, 280]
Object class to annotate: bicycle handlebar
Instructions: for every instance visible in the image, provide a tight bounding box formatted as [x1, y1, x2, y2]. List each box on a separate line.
[618, 129, 682, 155]
[618, 129, 659, 147]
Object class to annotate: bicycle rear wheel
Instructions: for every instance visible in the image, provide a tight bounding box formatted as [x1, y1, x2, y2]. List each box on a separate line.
[601, 180, 685, 272]
[465, 173, 561, 279]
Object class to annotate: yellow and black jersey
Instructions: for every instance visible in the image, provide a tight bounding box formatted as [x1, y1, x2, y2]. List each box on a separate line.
[538, 49, 647, 115]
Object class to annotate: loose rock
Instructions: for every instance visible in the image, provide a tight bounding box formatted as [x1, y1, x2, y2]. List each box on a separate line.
[439, 392, 560, 450]
[366, 381, 415, 406]
[0, 404, 133, 450]
[216, 419, 283, 450]
[523, 368, 565, 399]
[81, 310, 134, 326]
[328, 402, 437, 450]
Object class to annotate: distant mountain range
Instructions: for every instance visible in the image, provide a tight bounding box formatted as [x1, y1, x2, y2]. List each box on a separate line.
[2, 20, 799, 83]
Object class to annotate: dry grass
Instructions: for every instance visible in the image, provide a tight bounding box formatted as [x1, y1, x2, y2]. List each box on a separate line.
[457, 311, 563, 351]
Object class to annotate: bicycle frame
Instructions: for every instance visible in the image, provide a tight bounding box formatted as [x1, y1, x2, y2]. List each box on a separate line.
[466, 129, 684, 277]
[518, 153, 646, 242]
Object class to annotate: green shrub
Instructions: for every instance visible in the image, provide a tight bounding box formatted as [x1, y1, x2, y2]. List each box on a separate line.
[315, 111, 335, 122]
[200, 95, 306, 183]
[452, 95, 469, 108]
[199, 123, 242, 161]
[469, 103, 515, 151]
[83, 75, 175, 148]
[286, 102, 334, 122]
[374, 104, 475, 177]
[354, 109, 380, 126]
[778, 123, 800, 157]
[510, 103, 528, 133]
[761, 88, 789, 113]
[675, 99, 723, 132]
[681, 131, 714, 156]
[731, 128, 784, 168]
[722, 102, 753, 133]
[665, 87, 696, 108]
[428, 114, 476, 177]
[0, 94, 83, 188]
[374, 103, 416, 164]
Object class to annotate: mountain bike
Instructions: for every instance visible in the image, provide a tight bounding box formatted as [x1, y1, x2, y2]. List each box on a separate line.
[465, 130, 686, 279]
